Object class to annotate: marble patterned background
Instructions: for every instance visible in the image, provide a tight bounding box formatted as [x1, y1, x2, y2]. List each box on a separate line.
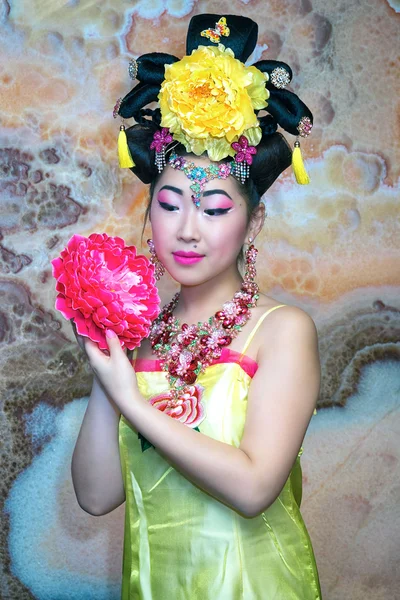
[1, 1, 399, 599]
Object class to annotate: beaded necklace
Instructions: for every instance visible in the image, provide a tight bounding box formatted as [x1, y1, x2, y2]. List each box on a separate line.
[149, 245, 259, 400]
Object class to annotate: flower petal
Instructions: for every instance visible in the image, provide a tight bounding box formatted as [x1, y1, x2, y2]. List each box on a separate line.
[52, 234, 160, 347]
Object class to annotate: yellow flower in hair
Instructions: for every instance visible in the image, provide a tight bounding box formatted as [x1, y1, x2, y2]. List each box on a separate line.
[159, 45, 269, 162]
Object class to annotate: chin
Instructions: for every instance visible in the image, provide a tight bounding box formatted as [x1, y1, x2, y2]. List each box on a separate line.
[170, 272, 210, 287]
[169, 267, 227, 288]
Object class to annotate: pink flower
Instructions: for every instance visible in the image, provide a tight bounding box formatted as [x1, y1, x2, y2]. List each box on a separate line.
[170, 156, 185, 169]
[218, 163, 232, 179]
[176, 323, 197, 346]
[51, 233, 160, 350]
[149, 384, 205, 428]
[231, 135, 257, 165]
[200, 330, 230, 352]
[150, 128, 173, 153]
[113, 97, 122, 119]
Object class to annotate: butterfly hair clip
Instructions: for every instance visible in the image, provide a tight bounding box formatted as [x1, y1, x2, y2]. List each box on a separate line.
[201, 17, 230, 44]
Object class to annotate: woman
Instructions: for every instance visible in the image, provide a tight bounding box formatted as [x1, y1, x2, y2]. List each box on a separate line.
[71, 14, 322, 599]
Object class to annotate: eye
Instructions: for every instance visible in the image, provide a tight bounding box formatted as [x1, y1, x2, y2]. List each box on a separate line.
[204, 208, 231, 216]
[159, 201, 178, 212]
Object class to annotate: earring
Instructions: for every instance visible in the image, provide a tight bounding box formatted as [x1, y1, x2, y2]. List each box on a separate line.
[147, 239, 165, 280]
[243, 239, 258, 293]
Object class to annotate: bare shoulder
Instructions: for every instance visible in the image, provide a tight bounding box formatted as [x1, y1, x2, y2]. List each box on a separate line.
[255, 295, 318, 358]
[257, 293, 317, 324]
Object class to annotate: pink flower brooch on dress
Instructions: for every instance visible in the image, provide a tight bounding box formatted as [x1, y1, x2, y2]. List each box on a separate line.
[51, 233, 160, 350]
[139, 384, 205, 451]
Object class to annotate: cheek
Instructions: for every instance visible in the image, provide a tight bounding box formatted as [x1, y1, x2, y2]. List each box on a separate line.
[151, 224, 169, 250]
[149, 205, 172, 256]
[208, 214, 248, 253]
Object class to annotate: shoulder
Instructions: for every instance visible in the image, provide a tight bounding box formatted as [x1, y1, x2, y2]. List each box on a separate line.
[255, 297, 318, 359]
[256, 294, 317, 327]
[251, 300, 321, 399]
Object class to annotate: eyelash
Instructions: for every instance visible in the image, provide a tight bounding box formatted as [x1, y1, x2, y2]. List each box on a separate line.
[204, 208, 231, 216]
[159, 201, 178, 212]
[159, 202, 230, 216]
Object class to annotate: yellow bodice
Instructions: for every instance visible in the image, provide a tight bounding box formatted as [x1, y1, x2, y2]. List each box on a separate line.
[118, 306, 321, 599]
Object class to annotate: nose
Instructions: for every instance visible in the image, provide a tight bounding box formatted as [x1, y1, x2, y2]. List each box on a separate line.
[177, 205, 201, 243]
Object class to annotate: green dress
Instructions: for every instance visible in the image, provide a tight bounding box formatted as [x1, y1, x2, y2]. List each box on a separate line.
[119, 305, 322, 599]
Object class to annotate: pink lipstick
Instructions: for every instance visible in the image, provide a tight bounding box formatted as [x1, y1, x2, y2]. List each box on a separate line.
[172, 251, 205, 265]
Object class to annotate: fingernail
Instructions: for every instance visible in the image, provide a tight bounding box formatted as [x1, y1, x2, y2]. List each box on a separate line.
[106, 329, 117, 338]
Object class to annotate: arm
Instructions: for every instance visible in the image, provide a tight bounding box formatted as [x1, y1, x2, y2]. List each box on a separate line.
[71, 331, 125, 516]
[238, 307, 321, 514]
[92, 307, 320, 517]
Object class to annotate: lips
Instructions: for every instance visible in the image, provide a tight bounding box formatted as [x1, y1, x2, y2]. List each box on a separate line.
[173, 251, 204, 258]
[172, 251, 205, 265]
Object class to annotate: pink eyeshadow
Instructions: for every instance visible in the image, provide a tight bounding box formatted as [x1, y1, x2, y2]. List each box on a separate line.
[157, 189, 178, 203]
[206, 197, 234, 209]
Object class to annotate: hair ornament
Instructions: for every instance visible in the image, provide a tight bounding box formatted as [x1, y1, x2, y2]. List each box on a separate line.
[158, 42, 268, 162]
[270, 66, 291, 89]
[115, 14, 314, 187]
[292, 140, 309, 184]
[128, 58, 138, 80]
[292, 140, 310, 185]
[113, 98, 122, 119]
[297, 116, 313, 138]
[201, 17, 230, 44]
[118, 124, 135, 168]
[291, 116, 313, 184]
[168, 152, 233, 208]
[114, 96, 136, 168]
[150, 128, 173, 172]
[231, 135, 257, 184]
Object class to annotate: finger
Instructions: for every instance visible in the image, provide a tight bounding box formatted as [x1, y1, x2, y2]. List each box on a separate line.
[84, 337, 105, 364]
[105, 330, 130, 359]
[105, 329, 124, 354]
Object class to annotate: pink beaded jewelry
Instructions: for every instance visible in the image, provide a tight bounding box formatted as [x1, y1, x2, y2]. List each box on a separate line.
[147, 239, 165, 280]
[231, 135, 258, 184]
[149, 243, 259, 400]
[297, 116, 313, 137]
[148, 130, 256, 205]
[168, 151, 234, 208]
[150, 128, 173, 173]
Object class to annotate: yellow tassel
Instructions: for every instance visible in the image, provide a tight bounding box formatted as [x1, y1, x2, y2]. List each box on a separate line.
[292, 140, 310, 184]
[118, 125, 135, 168]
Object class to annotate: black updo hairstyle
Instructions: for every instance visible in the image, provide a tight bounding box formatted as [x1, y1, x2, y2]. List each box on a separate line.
[117, 14, 313, 217]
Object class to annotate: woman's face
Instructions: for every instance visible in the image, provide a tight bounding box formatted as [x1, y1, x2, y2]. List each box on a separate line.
[149, 157, 250, 286]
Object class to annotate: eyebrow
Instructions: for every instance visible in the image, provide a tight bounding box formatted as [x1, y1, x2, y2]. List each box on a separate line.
[158, 185, 232, 200]
[203, 189, 233, 200]
[159, 185, 183, 195]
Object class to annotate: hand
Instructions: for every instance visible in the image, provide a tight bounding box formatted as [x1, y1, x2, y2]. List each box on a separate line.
[81, 329, 138, 409]
[70, 320, 133, 360]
